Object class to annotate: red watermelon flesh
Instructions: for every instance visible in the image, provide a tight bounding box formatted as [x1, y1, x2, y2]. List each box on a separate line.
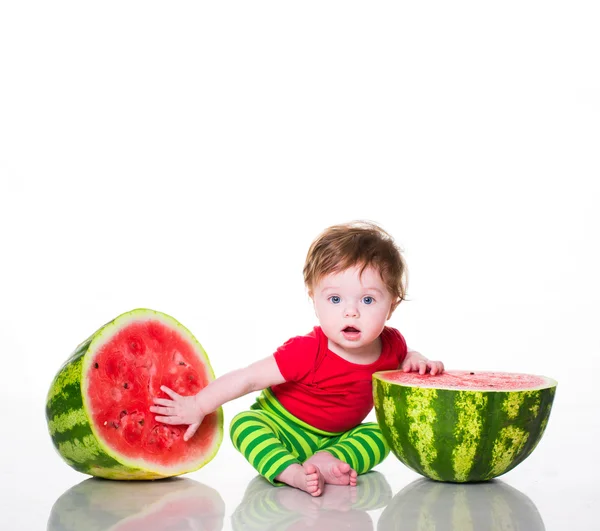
[379, 370, 553, 391]
[85, 319, 217, 467]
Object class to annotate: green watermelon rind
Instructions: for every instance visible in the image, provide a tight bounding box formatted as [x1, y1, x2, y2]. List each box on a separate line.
[373, 370, 557, 483]
[46, 308, 224, 480]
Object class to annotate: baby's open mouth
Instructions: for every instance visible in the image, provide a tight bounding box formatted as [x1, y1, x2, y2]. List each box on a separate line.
[343, 327, 360, 333]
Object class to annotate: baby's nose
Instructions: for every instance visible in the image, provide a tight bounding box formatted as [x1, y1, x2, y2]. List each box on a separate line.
[344, 306, 359, 317]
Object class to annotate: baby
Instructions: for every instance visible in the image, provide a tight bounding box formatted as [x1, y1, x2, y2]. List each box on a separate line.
[151, 221, 444, 496]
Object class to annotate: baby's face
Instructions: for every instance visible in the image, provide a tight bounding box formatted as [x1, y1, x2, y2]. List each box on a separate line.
[311, 265, 396, 356]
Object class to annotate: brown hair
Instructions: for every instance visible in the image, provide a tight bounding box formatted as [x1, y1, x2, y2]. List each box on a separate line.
[303, 221, 408, 305]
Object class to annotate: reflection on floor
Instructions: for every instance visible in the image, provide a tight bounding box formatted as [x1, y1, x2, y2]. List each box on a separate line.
[378, 478, 545, 531]
[47, 477, 225, 531]
[232, 471, 391, 531]
[47, 470, 545, 531]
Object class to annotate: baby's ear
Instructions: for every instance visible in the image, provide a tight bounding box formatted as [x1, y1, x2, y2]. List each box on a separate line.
[388, 298, 401, 319]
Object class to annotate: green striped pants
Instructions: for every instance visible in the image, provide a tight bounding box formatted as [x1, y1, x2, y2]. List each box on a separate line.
[229, 388, 390, 485]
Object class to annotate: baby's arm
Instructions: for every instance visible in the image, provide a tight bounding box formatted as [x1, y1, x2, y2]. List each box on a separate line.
[401, 347, 444, 375]
[150, 355, 286, 441]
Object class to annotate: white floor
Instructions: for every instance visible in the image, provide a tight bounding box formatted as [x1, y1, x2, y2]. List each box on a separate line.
[3, 396, 597, 531]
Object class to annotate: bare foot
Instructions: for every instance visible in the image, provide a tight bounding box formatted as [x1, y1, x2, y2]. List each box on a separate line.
[304, 452, 358, 486]
[275, 463, 325, 497]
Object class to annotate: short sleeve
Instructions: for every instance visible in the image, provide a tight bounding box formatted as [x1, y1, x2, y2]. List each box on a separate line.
[386, 327, 408, 365]
[273, 333, 320, 382]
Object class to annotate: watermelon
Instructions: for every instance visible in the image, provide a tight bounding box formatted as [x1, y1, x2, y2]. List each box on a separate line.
[46, 309, 223, 480]
[48, 477, 225, 531]
[373, 370, 556, 483]
[377, 477, 545, 531]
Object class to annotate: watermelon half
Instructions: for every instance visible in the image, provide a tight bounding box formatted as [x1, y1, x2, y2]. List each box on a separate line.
[46, 309, 223, 480]
[373, 370, 556, 483]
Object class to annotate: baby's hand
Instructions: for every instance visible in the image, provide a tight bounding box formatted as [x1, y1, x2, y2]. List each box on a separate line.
[401, 351, 444, 375]
[150, 386, 204, 441]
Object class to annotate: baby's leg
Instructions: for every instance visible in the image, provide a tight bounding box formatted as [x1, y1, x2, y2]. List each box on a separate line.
[316, 422, 390, 484]
[230, 409, 322, 494]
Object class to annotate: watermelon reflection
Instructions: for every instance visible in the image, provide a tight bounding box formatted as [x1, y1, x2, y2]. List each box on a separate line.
[378, 478, 545, 531]
[232, 471, 391, 531]
[47, 477, 224, 531]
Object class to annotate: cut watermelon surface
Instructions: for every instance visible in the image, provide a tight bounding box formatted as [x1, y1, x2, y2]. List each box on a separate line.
[373, 370, 557, 483]
[46, 309, 223, 479]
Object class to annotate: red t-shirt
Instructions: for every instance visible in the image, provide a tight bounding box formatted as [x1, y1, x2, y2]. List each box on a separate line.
[271, 326, 407, 433]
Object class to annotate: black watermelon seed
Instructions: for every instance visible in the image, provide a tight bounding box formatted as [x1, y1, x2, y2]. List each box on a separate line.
[94, 363, 99, 369]
[124, 383, 129, 389]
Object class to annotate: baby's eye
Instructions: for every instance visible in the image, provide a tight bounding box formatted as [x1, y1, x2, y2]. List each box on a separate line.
[329, 296, 341, 304]
[362, 296, 374, 305]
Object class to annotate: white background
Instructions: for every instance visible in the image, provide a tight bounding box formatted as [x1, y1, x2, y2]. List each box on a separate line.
[1, 2, 598, 530]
